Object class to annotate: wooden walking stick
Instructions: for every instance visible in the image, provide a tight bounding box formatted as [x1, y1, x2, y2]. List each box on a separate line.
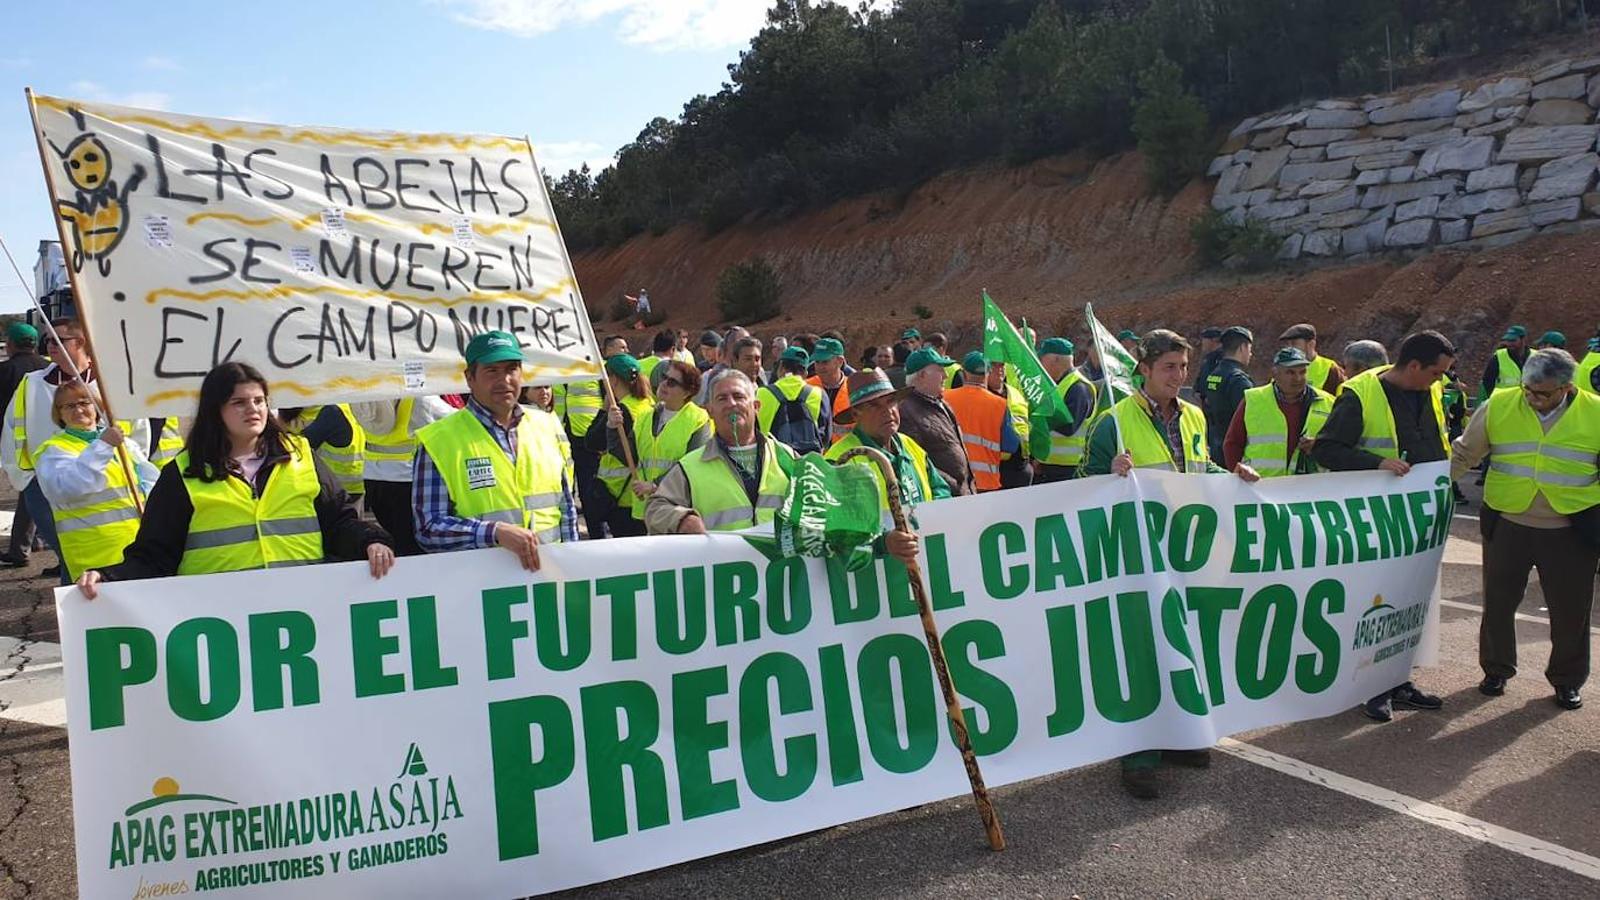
[837, 445, 1006, 851]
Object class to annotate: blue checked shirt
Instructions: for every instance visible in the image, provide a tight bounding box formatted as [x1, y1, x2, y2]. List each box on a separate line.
[412, 398, 581, 551]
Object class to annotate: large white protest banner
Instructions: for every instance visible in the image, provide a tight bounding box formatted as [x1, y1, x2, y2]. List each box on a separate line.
[28, 93, 602, 419]
[59, 465, 1453, 897]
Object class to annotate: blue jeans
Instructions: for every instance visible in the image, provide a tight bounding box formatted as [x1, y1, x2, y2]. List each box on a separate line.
[21, 479, 67, 585]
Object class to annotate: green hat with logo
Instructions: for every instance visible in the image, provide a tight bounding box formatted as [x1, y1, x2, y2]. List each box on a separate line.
[1502, 325, 1528, 341]
[464, 330, 525, 366]
[5, 322, 38, 345]
[905, 347, 954, 376]
[1536, 330, 1566, 347]
[961, 350, 989, 375]
[1039, 337, 1074, 356]
[899, 327, 922, 341]
[605, 353, 641, 379]
[779, 346, 810, 365]
[1117, 329, 1138, 341]
[810, 337, 844, 362]
[1272, 347, 1311, 368]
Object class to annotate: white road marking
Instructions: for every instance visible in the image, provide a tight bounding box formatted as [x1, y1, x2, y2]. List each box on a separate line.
[0, 697, 65, 728]
[1454, 513, 1480, 521]
[1220, 738, 1600, 882]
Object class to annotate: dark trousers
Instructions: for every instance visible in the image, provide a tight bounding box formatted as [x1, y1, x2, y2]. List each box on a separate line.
[1480, 518, 1597, 689]
[999, 456, 1033, 490]
[571, 445, 606, 538]
[1036, 464, 1077, 484]
[363, 479, 422, 556]
[5, 492, 35, 560]
[22, 480, 67, 585]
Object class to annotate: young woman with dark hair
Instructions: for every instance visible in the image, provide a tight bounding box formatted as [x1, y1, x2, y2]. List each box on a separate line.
[75, 362, 395, 597]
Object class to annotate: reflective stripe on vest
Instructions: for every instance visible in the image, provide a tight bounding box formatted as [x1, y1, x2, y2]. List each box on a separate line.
[1240, 385, 1333, 477]
[945, 385, 1007, 491]
[825, 430, 936, 510]
[1494, 347, 1523, 390]
[177, 434, 324, 574]
[415, 407, 568, 541]
[1305, 355, 1335, 393]
[633, 402, 711, 520]
[151, 417, 185, 466]
[1045, 370, 1095, 466]
[1481, 387, 1600, 515]
[599, 395, 657, 506]
[34, 434, 143, 577]
[287, 404, 366, 494]
[563, 380, 603, 437]
[362, 397, 418, 461]
[1109, 395, 1210, 473]
[1342, 366, 1449, 460]
[678, 439, 795, 532]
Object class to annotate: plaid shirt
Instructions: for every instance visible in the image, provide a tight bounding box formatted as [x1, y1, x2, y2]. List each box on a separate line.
[1138, 388, 1187, 464]
[412, 398, 580, 551]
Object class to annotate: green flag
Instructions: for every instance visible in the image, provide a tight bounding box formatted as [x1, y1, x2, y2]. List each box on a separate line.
[982, 292, 1070, 459]
[775, 453, 883, 571]
[1085, 303, 1138, 414]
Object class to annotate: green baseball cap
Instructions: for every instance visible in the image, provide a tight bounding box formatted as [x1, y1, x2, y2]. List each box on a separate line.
[779, 346, 810, 365]
[961, 350, 989, 375]
[905, 347, 954, 375]
[464, 330, 525, 366]
[1502, 325, 1528, 340]
[1039, 337, 1074, 356]
[810, 338, 844, 362]
[899, 327, 922, 341]
[1273, 347, 1311, 368]
[1536, 330, 1566, 347]
[1117, 329, 1138, 341]
[5, 322, 38, 345]
[605, 353, 641, 379]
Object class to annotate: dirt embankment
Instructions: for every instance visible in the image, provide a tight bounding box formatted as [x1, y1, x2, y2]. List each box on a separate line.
[571, 149, 1600, 379]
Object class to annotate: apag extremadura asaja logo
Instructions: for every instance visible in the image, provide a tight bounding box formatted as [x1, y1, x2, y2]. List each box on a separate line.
[1350, 593, 1428, 667]
[108, 743, 462, 892]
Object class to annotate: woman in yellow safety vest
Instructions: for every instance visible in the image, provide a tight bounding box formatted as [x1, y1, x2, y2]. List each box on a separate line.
[624, 361, 711, 522]
[584, 354, 656, 537]
[33, 380, 159, 581]
[75, 363, 395, 598]
[278, 404, 366, 498]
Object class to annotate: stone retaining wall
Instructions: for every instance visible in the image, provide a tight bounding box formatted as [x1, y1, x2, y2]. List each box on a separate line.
[1209, 55, 1600, 259]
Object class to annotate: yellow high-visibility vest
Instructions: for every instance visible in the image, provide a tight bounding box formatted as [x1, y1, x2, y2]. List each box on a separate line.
[1341, 366, 1448, 460]
[632, 402, 711, 520]
[34, 431, 143, 578]
[1105, 393, 1211, 472]
[362, 397, 417, 469]
[415, 407, 568, 543]
[677, 438, 796, 532]
[176, 434, 323, 575]
[1481, 387, 1600, 515]
[284, 405, 365, 495]
[1240, 385, 1333, 477]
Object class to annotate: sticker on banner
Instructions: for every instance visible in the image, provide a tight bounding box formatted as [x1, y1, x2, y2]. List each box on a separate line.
[289, 247, 315, 273]
[142, 216, 171, 248]
[321, 208, 347, 238]
[452, 216, 475, 248]
[403, 360, 426, 391]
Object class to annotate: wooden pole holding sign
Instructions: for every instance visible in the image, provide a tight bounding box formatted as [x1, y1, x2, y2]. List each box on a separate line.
[836, 445, 1006, 852]
[22, 88, 145, 515]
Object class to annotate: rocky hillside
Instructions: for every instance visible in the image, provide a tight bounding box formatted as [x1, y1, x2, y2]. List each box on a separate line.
[570, 42, 1600, 378]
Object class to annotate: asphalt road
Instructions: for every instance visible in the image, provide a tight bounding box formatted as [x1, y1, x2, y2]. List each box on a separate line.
[0, 480, 1595, 899]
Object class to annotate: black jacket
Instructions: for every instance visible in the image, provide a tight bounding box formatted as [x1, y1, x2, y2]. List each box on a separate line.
[1312, 377, 1448, 472]
[100, 443, 390, 582]
[0, 351, 47, 412]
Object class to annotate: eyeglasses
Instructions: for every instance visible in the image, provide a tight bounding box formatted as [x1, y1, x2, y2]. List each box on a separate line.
[1522, 385, 1565, 402]
[661, 377, 685, 389]
[55, 399, 94, 412]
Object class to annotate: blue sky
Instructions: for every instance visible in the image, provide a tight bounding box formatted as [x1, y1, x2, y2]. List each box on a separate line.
[0, 0, 778, 312]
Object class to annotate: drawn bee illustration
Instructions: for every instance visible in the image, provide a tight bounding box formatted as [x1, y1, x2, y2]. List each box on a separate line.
[47, 107, 146, 277]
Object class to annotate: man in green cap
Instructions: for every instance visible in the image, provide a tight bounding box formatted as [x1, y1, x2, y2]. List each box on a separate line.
[899, 328, 923, 351]
[1222, 347, 1333, 476]
[1482, 325, 1529, 402]
[899, 347, 974, 495]
[1536, 330, 1566, 350]
[412, 331, 578, 571]
[1117, 329, 1140, 355]
[826, 368, 952, 515]
[757, 346, 828, 453]
[0, 321, 46, 567]
[1037, 337, 1096, 482]
[805, 337, 851, 444]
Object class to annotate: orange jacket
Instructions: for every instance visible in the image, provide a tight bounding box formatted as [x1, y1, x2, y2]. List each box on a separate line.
[943, 385, 1008, 491]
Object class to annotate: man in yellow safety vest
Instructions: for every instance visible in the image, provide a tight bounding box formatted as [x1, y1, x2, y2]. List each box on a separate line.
[413, 331, 578, 571]
[1222, 348, 1333, 476]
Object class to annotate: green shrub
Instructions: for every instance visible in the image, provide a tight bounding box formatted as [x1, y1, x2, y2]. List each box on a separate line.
[716, 258, 783, 324]
[1190, 209, 1282, 271]
[1132, 54, 1211, 195]
[641, 307, 667, 327]
[607, 296, 633, 321]
[914, 303, 934, 320]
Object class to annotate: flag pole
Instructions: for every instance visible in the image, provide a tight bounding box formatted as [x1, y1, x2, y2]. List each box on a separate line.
[837, 445, 1006, 852]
